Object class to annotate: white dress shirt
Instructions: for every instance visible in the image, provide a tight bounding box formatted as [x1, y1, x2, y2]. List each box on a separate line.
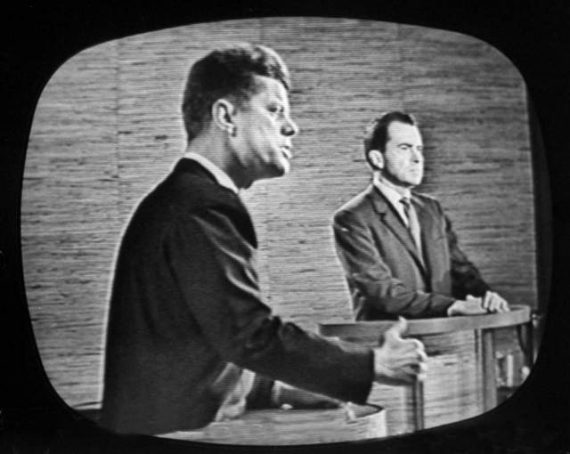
[373, 174, 412, 227]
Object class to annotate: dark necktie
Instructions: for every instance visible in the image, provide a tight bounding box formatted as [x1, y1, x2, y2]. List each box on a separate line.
[400, 197, 423, 257]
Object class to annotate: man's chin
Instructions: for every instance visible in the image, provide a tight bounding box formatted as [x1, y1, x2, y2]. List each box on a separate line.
[280, 162, 291, 176]
[270, 161, 291, 177]
[253, 163, 290, 183]
[406, 176, 423, 186]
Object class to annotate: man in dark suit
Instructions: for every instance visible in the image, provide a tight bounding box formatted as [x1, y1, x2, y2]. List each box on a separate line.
[333, 111, 510, 320]
[100, 46, 427, 436]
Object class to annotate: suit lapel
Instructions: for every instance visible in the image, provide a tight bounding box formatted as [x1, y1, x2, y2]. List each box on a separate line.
[367, 185, 427, 272]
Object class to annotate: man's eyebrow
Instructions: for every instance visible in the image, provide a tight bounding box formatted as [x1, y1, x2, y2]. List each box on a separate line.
[398, 141, 423, 150]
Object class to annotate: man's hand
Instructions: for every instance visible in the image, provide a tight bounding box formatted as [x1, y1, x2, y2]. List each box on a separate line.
[373, 317, 427, 386]
[448, 292, 509, 316]
[482, 291, 509, 313]
[447, 295, 486, 316]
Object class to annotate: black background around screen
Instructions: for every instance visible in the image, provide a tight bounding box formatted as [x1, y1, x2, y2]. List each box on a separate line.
[2, 1, 570, 453]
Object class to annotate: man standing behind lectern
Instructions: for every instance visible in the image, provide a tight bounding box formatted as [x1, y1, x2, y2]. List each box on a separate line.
[100, 45, 427, 436]
[333, 111, 510, 320]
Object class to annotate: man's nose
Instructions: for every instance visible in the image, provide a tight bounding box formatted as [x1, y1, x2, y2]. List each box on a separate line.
[282, 117, 299, 137]
[412, 148, 423, 162]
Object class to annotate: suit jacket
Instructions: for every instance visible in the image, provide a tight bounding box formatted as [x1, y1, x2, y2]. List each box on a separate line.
[100, 158, 373, 435]
[333, 184, 490, 320]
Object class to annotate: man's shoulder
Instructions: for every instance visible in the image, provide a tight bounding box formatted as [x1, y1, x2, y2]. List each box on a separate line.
[139, 160, 242, 218]
[334, 187, 371, 214]
[173, 159, 237, 200]
[412, 191, 440, 205]
[333, 186, 380, 223]
[412, 191, 445, 216]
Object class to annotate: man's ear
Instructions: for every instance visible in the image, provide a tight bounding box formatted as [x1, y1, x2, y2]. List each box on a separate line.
[212, 99, 237, 136]
[368, 149, 384, 170]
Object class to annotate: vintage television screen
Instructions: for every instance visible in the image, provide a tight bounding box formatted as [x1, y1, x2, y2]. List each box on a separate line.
[3, 2, 569, 453]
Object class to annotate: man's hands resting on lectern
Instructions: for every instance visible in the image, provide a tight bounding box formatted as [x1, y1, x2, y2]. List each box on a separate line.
[447, 291, 510, 316]
[373, 317, 427, 386]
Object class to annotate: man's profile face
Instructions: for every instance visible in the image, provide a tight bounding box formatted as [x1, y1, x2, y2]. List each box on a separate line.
[381, 121, 424, 188]
[230, 75, 299, 183]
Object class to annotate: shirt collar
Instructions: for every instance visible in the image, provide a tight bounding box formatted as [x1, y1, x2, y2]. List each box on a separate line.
[183, 151, 239, 194]
[373, 173, 412, 206]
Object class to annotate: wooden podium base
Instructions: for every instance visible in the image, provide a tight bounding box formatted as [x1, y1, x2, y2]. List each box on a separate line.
[319, 305, 533, 436]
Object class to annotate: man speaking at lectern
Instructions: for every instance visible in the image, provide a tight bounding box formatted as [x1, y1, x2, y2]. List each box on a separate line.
[333, 111, 510, 320]
[100, 45, 427, 436]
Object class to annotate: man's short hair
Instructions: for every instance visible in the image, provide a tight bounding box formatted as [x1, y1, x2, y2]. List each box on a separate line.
[181, 43, 291, 142]
[363, 111, 418, 167]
